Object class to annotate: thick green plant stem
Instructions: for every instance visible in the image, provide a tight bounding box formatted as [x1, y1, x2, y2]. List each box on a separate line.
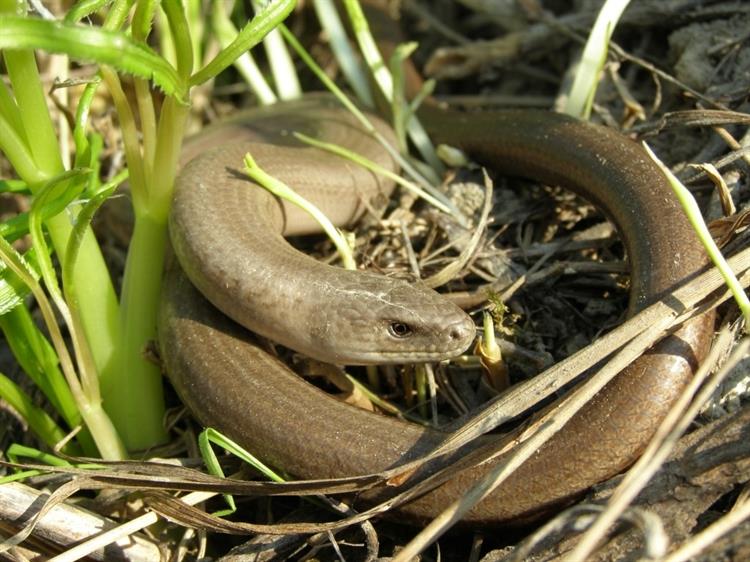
[102, 213, 168, 449]
[102, 98, 189, 450]
[79, 399, 126, 460]
[106, 4, 294, 450]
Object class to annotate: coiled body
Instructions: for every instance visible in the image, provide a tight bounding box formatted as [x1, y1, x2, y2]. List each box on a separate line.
[159, 95, 713, 524]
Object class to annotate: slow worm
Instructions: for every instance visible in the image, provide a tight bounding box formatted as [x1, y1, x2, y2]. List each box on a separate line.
[158, 93, 714, 524]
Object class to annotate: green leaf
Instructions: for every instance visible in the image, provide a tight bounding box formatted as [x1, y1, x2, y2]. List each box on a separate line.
[0, 305, 87, 449]
[26, 169, 92, 314]
[63, 173, 122, 308]
[198, 429, 237, 514]
[64, 0, 111, 24]
[0, 172, 91, 242]
[0, 213, 34, 242]
[200, 427, 285, 483]
[7, 444, 74, 467]
[0, 372, 70, 450]
[0, 179, 27, 194]
[0, 15, 185, 99]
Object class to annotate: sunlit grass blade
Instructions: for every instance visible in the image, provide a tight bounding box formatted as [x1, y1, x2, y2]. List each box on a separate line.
[0, 176, 94, 243]
[199, 428, 287, 516]
[0, 109, 44, 185]
[64, 0, 109, 24]
[0, 79, 25, 145]
[63, 175, 125, 397]
[6, 444, 74, 467]
[0, 238, 93, 443]
[161, 0, 193, 79]
[249, 0, 300, 99]
[198, 429, 237, 515]
[278, 23, 461, 221]
[20, 172, 126, 459]
[0, 2, 120, 385]
[0, 444, 105, 483]
[293, 131, 452, 214]
[211, 0, 277, 105]
[389, 41, 416, 152]
[644, 143, 750, 329]
[0, 15, 185, 98]
[190, 0, 295, 86]
[341, 0, 443, 174]
[243, 152, 357, 270]
[313, 0, 374, 107]
[28, 170, 92, 317]
[0, 179, 26, 193]
[72, 78, 102, 174]
[563, 0, 631, 118]
[0, 247, 37, 315]
[200, 428, 285, 483]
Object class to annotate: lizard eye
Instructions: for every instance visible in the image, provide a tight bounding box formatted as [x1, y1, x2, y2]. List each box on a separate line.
[388, 322, 413, 338]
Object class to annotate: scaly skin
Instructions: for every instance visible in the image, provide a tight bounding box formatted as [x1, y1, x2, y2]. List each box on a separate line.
[159, 95, 714, 524]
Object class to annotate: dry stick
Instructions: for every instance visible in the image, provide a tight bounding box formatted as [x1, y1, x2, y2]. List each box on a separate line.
[0, 481, 161, 562]
[501, 505, 655, 562]
[45, 491, 215, 562]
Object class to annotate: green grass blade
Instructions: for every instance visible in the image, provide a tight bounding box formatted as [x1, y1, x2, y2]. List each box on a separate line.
[211, 0, 277, 105]
[0, 243, 97, 454]
[0, 213, 34, 242]
[0, 174, 92, 243]
[198, 429, 237, 514]
[313, 0, 373, 107]
[3, 49, 63, 177]
[0, 15, 185, 99]
[0, 307, 88, 443]
[102, 0, 135, 30]
[563, 0, 631, 118]
[243, 152, 357, 270]
[132, 0, 157, 41]
[6, 444, 74, 466]
[644, 143, 750, 329]
[28, 170, 91, 313]
[250, 0, 300, 99]
[72, 78, 101, 165]
[293, 131, 452, 214]
[0, 179, 27, 194]
[201, 428, 285, 483]
[0, 371, 71, 450]
[161, 0, 194, 79]
[0, 108, 44, 185]
[62, 175, 124, 400]
[189, 0, 295, 87]
[341, 0, 443, 174]
[0, 78, 26, 143]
